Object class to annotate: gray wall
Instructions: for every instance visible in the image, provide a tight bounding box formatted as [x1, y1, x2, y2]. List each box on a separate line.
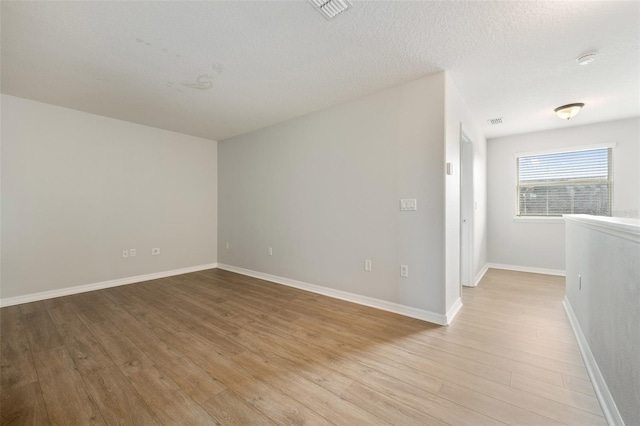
[219, 73, 448, 314]
[1, 95, 218, 300]
[488, 118, 640, 271]
[565, 217, 640, 425]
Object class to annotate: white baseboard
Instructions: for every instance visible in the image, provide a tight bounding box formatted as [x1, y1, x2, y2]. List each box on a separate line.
[468, 264, 489, 287]
[445, 297, 463, 324]
[217, 263, 449, 325]
[0, 263, 218, 308]
[563, 297, 624, 426]
[487, 263, 566, 277]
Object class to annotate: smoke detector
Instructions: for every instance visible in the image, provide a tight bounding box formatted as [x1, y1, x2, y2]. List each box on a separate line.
[487, 117, 503, 125]
[308, 0, 352, 20]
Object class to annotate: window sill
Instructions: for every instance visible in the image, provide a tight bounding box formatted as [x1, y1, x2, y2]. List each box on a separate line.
[513, 216, 565, 223]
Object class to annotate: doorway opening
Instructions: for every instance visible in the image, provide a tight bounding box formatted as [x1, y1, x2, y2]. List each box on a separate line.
[460, 130, 474, 288]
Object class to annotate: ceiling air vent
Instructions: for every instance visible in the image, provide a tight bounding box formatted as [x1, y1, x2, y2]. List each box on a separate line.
[487, 117, 503, 125]
[308, 0, 352, 20]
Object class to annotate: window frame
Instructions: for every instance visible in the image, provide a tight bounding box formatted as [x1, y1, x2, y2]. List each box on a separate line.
[513, 143, 615, 220]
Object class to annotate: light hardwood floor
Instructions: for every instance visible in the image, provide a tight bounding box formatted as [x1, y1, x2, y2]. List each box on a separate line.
[1, 268, 605, 425]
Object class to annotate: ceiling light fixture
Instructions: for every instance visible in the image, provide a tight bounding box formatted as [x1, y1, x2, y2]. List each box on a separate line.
[308, 0, 351, 20]
[554, 103, 584, 120]
[576, 52, 597, 66]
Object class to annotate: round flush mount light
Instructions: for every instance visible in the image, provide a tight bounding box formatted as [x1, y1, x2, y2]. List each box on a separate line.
[577, 52, 597, 65]
[555, 103, 585, 120]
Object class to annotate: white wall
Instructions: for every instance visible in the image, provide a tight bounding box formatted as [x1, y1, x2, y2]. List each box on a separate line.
[488, 118, 640, 271]
[219, 73, 448, 316]
[1, 95, 218, 300]
[565, 215, 640, 426]
[444, 75, 488, 309]
[472, 126, 488, 280]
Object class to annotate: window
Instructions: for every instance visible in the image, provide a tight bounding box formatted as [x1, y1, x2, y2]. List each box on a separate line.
[516, 147, 612, 217]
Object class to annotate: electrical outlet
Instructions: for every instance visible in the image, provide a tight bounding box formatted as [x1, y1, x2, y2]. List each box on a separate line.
[268, 247, 273, 256]
[400, 265, 409, 277]
[130, 249, 136, 257]
[364, 260, 372, 271]
[122, 249, 129, 258]
[152, 248, 160, 256]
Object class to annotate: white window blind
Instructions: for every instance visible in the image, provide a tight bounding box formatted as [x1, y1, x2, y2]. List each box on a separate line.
[517, 148, 612, 217]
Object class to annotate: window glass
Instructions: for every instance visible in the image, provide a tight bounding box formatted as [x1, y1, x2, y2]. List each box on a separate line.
[517, 148, 612, 217]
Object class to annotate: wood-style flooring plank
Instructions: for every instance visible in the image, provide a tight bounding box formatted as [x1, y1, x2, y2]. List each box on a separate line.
[32, 347, 105, 425]
[510, 373, 602, 415]
[232, 350, 391, 426]
[0, 307, 38, 389]
[20, 311, 64, 354]
[121, 363, 218, 425]
[16, 302, 46, 316]
[52, 319, 115, 375]
[424, 326, 591, 380]
[100, 290, 227, 403]
[201, 389, 276, 426]
[178, 341, 333, 425]
[563, 373, 597, 397]
[1, 267, 606, 426]
[274, 314, 565, 426]
[0, 381, 50, 425]
[228, 322, 504, 426]
[400, 330, 566, 387]
[82, 365, 161, 425]
[341, 381, 451, 426]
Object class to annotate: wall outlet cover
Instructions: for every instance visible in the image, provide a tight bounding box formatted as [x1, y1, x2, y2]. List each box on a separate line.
[364, 259, 372, 271]
[400, 265, 409, 277]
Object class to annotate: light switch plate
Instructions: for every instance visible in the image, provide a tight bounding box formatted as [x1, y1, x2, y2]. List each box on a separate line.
[400, 199, 417, 211]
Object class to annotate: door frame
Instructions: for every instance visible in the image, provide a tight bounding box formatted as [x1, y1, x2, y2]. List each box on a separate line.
[460, 129, 474, 288]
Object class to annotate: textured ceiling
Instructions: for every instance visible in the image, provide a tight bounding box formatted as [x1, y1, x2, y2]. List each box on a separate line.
[1, 1, 638, 141]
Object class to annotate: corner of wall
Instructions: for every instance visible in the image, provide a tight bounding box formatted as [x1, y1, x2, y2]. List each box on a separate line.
[443, 73, 488, 310]
[1, 95, 219, 300]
